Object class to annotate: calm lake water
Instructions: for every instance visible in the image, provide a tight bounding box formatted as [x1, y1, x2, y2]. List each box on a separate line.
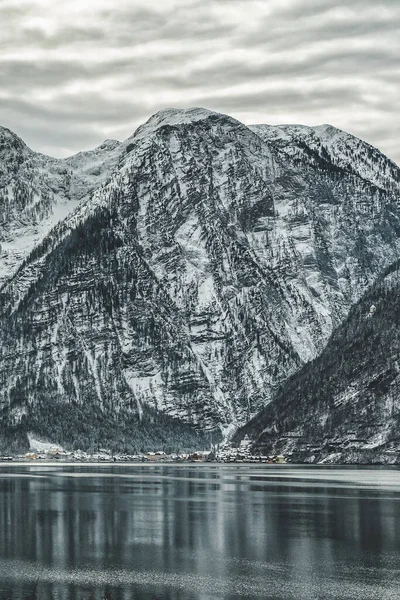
[0, 464, 399, 600]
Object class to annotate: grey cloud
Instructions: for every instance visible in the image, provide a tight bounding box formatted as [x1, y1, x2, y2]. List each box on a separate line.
[0, 61, 92, 90]
[0, 95, 146, 127]
[237, 3, 399, 54]
[159, 48, 398, 88]
[22, 25, 107, 47]
[273, 0, 400, 22]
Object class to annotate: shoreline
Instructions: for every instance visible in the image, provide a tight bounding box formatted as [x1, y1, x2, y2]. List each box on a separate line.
[0, 460, 399, 468]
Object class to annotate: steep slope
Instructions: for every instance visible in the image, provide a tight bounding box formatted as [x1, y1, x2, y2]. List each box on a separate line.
[234, 261, 400, 462]
[0, 126, 122, 286]
[0, 107, 400, 452]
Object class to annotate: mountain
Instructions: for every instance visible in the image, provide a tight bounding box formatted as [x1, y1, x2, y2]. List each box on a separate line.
[0, 107, 399, 453]
[233, 260, 400, 464]
[0, 126, 123, 286]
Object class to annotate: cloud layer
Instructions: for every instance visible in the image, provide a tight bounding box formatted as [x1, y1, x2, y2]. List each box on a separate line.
[1, 0, 399, 162]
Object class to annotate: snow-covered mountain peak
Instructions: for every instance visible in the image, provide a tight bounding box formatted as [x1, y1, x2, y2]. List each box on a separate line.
[251, 122, 360, 147]
[313, 122, 343, 135]
[133, 107, 241, 140]
[0, 125, 27, 149]
[249, 122, 346, 146]
[250, 121, 400, 193]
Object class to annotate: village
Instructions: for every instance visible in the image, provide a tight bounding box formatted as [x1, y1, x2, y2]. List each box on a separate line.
[0, 436, 286, 463]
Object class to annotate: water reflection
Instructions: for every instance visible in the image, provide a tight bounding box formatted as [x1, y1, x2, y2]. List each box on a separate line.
[0, 465, 399, 599]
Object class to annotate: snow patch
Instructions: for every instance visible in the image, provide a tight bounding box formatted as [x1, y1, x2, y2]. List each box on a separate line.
[28, 435, 64, 453]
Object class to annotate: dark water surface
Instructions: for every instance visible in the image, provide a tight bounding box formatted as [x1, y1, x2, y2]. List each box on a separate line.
[0, 463, 399, 599]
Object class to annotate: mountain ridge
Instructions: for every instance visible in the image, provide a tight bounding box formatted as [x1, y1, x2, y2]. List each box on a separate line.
[249, 122, 400, 194]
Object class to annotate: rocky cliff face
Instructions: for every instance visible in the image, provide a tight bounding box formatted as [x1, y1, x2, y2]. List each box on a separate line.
[0, 108, 399, 451]
[233, 260, 400, 463]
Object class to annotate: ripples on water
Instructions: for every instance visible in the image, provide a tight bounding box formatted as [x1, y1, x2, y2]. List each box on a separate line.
[0, 464, 399, 599]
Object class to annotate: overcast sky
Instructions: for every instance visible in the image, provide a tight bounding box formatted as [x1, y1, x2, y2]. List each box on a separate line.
[1, 0, 399, 162]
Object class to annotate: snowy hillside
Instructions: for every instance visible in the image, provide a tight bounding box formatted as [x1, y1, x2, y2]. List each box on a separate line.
[233, 260, 400, 463]
[0, 127, 123, 286]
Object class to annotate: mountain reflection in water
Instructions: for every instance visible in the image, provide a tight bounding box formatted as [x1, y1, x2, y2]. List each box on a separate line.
[0, 464, 399, 599]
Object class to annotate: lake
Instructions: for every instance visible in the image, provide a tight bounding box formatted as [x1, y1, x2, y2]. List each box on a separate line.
[0, 463, 399, 599]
